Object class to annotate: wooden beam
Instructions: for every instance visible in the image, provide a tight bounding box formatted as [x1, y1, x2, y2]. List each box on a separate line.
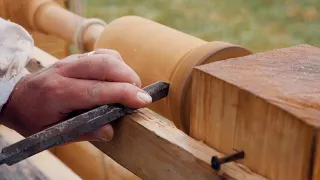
[190, 44, 320, 180]
[91, 108, 266, 180]
[0, 125, 81, 180]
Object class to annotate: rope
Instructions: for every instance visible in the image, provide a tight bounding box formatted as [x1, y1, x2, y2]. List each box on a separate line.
[74, 18, 107, 53]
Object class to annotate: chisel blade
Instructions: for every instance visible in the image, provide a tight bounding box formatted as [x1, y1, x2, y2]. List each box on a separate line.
[0, 81, 170, 166]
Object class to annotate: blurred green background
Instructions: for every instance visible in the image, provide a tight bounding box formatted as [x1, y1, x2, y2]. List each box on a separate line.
[76, 0, 319, 53]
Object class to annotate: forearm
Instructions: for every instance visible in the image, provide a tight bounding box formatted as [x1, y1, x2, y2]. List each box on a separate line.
[0, 18, 34, 112]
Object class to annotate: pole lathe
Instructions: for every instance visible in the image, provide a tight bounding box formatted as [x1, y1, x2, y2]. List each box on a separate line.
[2, 0, 252, 133]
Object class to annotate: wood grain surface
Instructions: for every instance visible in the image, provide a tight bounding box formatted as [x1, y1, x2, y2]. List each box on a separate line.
[92, 108, 267, 180]
[190, 44, 320, 180]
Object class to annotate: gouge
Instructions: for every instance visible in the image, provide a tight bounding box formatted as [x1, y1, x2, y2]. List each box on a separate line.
[0, 81, 170, 166]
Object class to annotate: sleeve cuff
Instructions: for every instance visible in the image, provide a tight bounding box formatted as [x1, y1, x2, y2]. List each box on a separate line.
[0, 18, 34, 113]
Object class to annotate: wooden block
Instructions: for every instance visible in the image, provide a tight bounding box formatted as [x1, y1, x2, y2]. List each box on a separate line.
[91, 108, 266, 180]
[0, 125, 81, 180]
[190, 44, 320, 180]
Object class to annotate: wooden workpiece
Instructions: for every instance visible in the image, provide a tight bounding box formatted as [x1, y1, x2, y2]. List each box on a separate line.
[0, 125, 81, 180]
[190, 44, 320, 180]
[95, 16, 252, 133]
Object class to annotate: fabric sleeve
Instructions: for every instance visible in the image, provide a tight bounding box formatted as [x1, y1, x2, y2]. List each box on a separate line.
[0, 18, 34, 112]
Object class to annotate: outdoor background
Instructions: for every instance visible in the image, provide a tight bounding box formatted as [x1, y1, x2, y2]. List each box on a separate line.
[74, 0, 319, 53]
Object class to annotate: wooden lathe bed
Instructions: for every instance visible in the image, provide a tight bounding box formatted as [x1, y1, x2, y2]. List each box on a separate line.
[0, 1, 319, 180]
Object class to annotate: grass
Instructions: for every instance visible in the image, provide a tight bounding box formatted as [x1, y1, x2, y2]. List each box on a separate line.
[81, 0, 319, 53]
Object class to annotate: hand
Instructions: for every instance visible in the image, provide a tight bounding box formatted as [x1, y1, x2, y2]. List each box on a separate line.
[0, 49, 152, 142]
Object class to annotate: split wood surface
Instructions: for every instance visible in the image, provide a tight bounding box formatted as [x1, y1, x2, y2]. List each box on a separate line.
[190, 44, 320, 180]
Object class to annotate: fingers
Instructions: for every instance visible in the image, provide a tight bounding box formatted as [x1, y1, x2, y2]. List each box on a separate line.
[53, 53, 141, 87]
[62, 80, 152, 110]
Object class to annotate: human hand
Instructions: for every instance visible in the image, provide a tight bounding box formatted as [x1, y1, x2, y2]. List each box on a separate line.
[0, 49, 152, 142]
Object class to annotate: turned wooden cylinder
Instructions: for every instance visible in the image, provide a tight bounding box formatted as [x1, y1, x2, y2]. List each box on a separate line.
[94, 16, 252, 133]
[0, 0, 104, 51]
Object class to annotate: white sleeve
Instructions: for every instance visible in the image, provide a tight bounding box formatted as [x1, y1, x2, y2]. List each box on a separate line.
[0, 18, 34, 112]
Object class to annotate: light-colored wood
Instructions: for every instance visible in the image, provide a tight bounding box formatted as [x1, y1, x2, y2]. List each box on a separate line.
[0, 125, 81, 180]
[312, 133, 320, 180]
[32, 46, 60, 67]
[29, 30, 69, 59]
[31, 46, 137, 180]
[52, 142, 139, 180]
[28, 0, 69, 59]
[0, 0, 104, 51]
[95, 16, 252, 133]
[33, 0, 104, 51]
[91, 108, 267, 180]
[190, 44, 320, 180]
[0, 0, 69, 59]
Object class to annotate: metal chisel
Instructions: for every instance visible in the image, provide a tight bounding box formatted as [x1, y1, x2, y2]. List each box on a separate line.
[0, 81, 170, 166]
